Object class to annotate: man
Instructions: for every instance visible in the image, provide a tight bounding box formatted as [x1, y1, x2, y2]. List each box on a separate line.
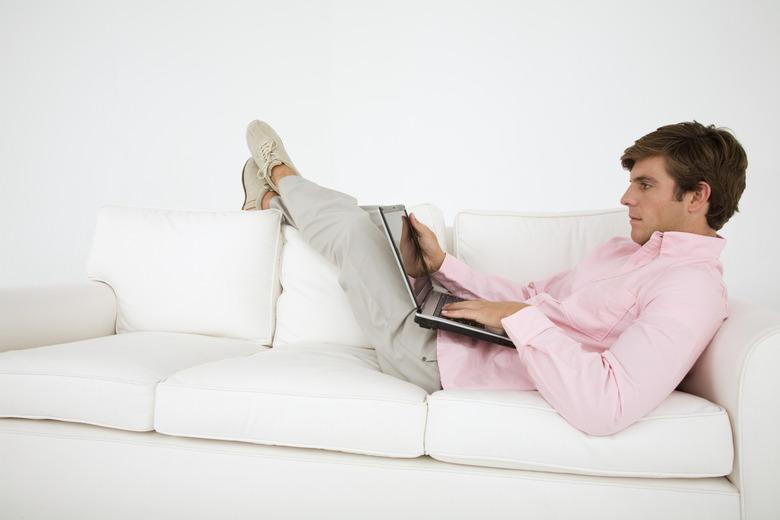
[241, 120, 747, 436]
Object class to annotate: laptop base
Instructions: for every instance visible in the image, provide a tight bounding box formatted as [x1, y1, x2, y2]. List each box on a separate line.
[414, 314, 516, 348]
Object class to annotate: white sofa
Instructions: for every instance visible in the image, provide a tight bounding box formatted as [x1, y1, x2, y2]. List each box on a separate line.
[1, 204, 778, 520]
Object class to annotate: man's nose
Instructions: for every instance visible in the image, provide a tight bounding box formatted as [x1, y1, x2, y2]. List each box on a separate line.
[620, 187, 635, 207]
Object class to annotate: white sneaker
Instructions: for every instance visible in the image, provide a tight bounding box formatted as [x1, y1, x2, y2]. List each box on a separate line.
[246, 120, 301, 192]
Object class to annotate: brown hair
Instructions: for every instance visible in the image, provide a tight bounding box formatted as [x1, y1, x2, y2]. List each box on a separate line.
[620, 121, 747, 231]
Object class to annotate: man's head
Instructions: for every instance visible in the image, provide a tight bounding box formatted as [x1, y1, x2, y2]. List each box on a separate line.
[619, 121, 747, 246]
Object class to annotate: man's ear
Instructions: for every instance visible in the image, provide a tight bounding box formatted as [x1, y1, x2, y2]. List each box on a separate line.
[689, 181, 712, 212]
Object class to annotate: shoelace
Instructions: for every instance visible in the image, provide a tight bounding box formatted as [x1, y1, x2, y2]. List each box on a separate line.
[258, 140, 278, 163]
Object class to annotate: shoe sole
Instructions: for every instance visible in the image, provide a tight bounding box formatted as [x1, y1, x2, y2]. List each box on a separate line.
[241, 157, 269, 211]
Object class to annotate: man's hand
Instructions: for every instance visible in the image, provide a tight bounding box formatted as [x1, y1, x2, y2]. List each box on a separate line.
[400, 212, 446, 277]
[442, 300, 531, 333]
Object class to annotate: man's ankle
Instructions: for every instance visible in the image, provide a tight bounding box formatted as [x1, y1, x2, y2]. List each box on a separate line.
[260, 190, 279, 211]
[271, 163, 296, 186]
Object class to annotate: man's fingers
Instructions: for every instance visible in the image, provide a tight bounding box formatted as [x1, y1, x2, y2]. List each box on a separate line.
[409, 213, 428, 235]
[443, 300, 482, 310]
[442, 299, 485, 319]
[441, 308, 476, 321]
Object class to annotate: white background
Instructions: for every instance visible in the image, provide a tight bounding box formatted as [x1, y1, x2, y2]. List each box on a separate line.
[1, 0, 778, 310]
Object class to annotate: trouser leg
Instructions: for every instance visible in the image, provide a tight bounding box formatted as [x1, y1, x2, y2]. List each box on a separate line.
[269, 175, 441, 394]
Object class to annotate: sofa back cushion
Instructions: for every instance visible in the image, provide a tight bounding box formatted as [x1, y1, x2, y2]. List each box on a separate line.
[86, 206, 282, 344]
[273, 203, 448, 348]
[454, 208, 631, 283]
[272, 224, 368, 347]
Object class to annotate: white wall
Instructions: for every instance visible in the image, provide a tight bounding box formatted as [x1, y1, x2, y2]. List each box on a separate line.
[2, 0, 778, 310]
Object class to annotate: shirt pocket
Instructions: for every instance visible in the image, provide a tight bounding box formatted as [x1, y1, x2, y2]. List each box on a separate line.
[560, 285, 637, 342]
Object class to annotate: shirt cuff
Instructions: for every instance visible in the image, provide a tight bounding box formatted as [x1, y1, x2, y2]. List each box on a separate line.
[431, 252, 458, 281]
[500, 305, 557, 350]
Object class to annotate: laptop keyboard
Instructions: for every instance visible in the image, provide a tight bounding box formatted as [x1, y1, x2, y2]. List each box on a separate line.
[434, 294, 486, 329]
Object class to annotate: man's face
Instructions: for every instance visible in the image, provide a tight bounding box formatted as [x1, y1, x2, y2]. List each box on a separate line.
[620, 155, 693, 246]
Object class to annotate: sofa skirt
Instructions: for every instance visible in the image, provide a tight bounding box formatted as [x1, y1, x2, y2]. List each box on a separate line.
[0, 418, 740, 520]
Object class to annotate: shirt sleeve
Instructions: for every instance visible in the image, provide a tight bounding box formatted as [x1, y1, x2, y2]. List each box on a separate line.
[500, 267, 729, 436]
[430, 252, 575, 302]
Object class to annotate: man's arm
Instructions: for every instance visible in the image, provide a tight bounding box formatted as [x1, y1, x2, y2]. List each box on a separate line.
[431, 252, 575, 303]
[408, 212, 580, 303]
[500, 266, 729, 436]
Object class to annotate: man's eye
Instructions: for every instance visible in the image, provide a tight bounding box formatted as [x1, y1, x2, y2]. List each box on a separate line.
[641, 184, 650, 190]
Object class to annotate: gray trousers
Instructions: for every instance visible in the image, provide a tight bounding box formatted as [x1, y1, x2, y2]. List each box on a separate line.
[269, 175, 441, 394]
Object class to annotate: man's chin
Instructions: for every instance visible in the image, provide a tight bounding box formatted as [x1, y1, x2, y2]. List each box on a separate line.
[630, 230, 650, 246]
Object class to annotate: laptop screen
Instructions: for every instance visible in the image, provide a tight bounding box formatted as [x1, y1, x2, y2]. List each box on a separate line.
[379, 206, 434, 310]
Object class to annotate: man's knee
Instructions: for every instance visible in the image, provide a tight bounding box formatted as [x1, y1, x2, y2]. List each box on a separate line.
[332, 215, 389, 267]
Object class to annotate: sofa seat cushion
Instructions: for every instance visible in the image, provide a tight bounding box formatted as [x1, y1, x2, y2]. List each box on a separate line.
[0, 332, 265, 431]
[425, 389, 733, 478]
[154, 343, 428, 457]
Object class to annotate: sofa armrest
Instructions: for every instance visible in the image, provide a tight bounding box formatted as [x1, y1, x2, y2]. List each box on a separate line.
[678, 297, 780, 520]
[0, 282, 117, 353]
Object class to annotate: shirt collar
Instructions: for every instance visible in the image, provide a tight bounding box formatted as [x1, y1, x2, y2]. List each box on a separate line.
[642, 230, 726, 259]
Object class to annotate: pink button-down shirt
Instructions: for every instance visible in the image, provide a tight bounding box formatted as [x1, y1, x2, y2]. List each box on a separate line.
[431, 230, 728, 436]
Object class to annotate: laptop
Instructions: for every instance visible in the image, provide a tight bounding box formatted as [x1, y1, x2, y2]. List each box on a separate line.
[370, 204, 515, 348]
